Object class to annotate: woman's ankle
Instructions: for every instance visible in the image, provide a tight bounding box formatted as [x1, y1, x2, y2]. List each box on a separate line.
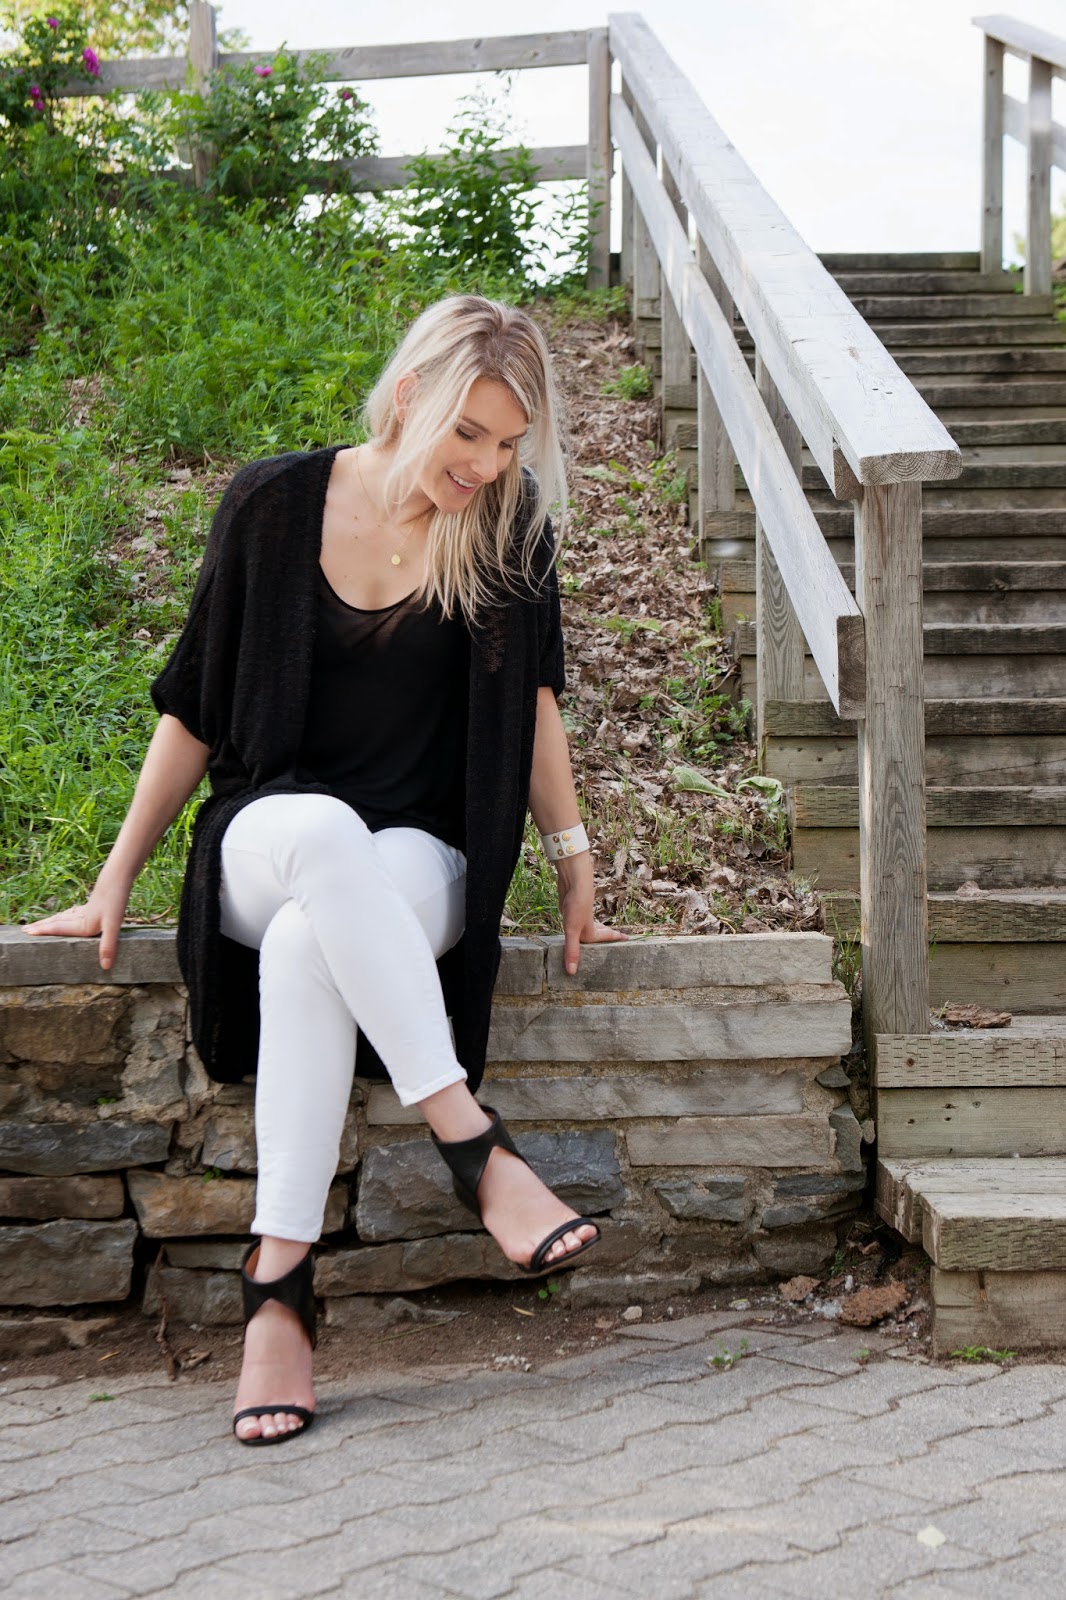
[251, 1235, 314, 1281]
[416, 1082, 494, 1143]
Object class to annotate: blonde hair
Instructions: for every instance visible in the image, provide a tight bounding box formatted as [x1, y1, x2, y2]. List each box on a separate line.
[359, 293, 570, 623]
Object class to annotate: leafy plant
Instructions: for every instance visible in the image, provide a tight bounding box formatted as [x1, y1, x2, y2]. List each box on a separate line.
[601, 362, 652, 399]
[949, 1345, 1017, 1363]
[707, 1337, 750, 1370]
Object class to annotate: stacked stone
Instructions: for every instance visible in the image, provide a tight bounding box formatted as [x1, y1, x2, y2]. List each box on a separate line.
[0, 926, 864, 1330]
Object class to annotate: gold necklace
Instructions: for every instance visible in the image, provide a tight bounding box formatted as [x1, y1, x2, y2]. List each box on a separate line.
[352, 447, 417, 567]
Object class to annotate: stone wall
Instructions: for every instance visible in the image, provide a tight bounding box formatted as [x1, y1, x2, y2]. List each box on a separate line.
[0, 926, 866, 1327]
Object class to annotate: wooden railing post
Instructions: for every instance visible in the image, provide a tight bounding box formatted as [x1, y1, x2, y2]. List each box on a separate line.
[1026, 53, 1053, 296]
[980, 32, 1005, 275]
[695, 235, 736, 557]
[754, 353, 805, 750]
[629, 97, 661, 385]
[660, 160, 695, 442]
[586, 27, 611, 289]
[188, 0, 219, 190]
[853, 481, 929, 1039]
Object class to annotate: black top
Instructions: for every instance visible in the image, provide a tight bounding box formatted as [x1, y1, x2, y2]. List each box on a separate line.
[149, 448, 566, 1091]
[299, 568, 469, 851]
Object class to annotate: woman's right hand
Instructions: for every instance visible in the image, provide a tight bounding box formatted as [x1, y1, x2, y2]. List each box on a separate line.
[24, 877, 132, 971]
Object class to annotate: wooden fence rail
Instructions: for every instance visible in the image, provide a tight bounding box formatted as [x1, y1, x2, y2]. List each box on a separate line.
[974, 13, 1066, 290]
[52, 1, 612, 287]
[608, 8, 964, 1040]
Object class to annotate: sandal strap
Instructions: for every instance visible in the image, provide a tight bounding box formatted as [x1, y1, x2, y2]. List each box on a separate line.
[232, 1404, 314, 1430]
[240, 1242, 318, 1352]
[528, 1218, 601, 1275]
[430, 1105, 525, 1217]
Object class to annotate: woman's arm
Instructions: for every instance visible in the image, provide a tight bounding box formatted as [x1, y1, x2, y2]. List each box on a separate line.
[25, 713, 210, 970]
[528, 686, 626, 975]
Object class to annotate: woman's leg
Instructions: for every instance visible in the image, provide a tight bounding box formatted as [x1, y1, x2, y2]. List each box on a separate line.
[220, 798, 467, 1439]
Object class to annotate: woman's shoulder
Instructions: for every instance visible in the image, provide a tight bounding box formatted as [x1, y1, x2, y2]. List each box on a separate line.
[219, 447, 335, 519]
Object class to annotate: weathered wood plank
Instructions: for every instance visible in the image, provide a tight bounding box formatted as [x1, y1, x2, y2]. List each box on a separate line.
[853, 481, 928, 1036]
[926, 1191, 1066, 1271]
[792, 784, 1066, 829]
[695, 235, 736, 550]
[876, 1030, 1066, 1087]
[878, 1086, 1066, 1158]
[793, 824, 1066, 892]
[931, 1266, 1066, 1354]
[610, 91, 864, 715]
[822, 890, 1066, 943]
[754, 352, 806, 742]
[766, 733, 1066, 786]
[585, 27, 611, 290]
[876, 1155, 1066, 1240]
[765, 698, 1066, 737]
[608, 15, 962, 491]
[1026, 54, 1054, 297]
[973, 14, 1066, 78]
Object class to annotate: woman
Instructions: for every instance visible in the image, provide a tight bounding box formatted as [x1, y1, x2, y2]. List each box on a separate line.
[27, 293, 626, 1446]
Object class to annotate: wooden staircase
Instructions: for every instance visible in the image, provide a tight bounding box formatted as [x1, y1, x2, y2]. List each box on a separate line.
[707, 251, 1066, 1353]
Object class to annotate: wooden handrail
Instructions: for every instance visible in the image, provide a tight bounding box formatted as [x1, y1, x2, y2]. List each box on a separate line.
[974, 13, 1066, 74]
[974, 13, 1066, 291]
[609, 11, 962, 497]
[611, 91, 864, 718]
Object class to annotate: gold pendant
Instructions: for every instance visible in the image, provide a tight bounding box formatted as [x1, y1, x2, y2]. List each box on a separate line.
[391, 553, 401, 566]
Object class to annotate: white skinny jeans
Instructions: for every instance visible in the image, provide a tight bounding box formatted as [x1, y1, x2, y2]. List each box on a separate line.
[218, 793, 468, 1242]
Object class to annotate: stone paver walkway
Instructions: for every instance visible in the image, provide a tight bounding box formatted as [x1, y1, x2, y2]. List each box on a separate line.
[2, 1308, 1065, 1598]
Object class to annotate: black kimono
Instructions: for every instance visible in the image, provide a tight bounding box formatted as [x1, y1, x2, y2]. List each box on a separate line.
[150, 447, 566, 1093]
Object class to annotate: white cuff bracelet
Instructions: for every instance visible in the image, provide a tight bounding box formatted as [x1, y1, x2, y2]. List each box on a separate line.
[540, 822, 590, 860]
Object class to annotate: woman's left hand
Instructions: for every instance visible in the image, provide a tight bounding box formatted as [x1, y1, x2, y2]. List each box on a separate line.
[556, 854, 628, 975]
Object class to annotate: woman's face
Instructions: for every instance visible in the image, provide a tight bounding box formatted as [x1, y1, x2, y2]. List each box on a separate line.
[404, 375, 529, 514]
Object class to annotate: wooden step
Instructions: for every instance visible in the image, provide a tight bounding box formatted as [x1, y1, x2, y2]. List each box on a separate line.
[893, 348, 1066, 377]
[821, 891, 1066, 1013]
[845, 293, 1054, 321]
[735, 621, 1066, 656]
[733, 624, 1066, 700]
[875, 1153, 1066, 1352]
[794, 823, 1065, 893]
[816, 251, 982, 271]
[792, 789, 1066, 894]
[913, 378, 1066, 407]
[794, 785, 1065, 828]
[943, 418, 1066, 446]
[829, 271, 1021, 296]
[877, 1154, 1066, 1244]
[823, 889, 1066, 944]
[737, 320, 1066, 352]
[775, 459, 1066, 494]
[717, 560, 1066, 627]
[765, 699, 1066, 737]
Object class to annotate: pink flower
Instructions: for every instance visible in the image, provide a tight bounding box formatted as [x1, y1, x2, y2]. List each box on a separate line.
[46, 17, 59, 27]
[339, 88, 353, 101]
[81, 46, 100, 78]
[28, 84, 45, 107]
[254, 65, 272, 78]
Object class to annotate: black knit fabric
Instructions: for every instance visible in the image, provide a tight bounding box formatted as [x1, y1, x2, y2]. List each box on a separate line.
[150, 447, 565, 1091]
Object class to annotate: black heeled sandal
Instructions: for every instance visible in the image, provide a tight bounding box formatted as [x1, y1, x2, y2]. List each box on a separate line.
[431, 1105, 602, 1276]
[232, 1240, 317, 1446]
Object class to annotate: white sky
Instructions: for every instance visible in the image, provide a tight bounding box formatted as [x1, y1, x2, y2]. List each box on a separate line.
[210, 0, 1066, 265]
